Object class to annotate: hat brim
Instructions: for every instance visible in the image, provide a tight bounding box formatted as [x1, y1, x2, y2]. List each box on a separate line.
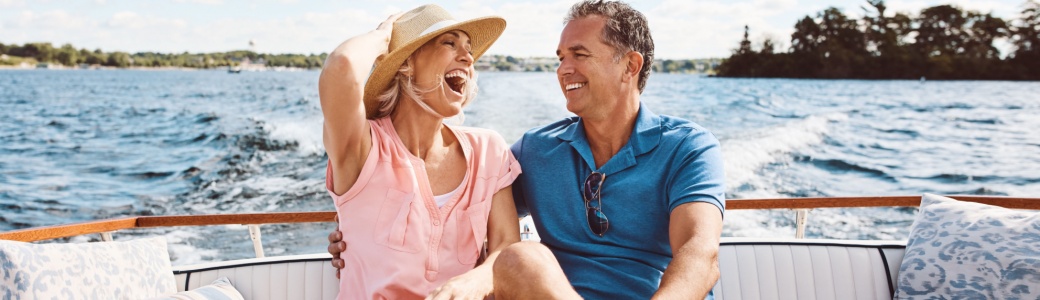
[363, 16, 506, 119]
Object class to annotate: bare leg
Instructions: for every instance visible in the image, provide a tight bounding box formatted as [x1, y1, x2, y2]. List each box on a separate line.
[492, 241, 583, 300]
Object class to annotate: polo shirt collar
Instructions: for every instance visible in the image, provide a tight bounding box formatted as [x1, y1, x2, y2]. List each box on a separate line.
[558, 103, 662, 174]
[629, 103, 663, 156]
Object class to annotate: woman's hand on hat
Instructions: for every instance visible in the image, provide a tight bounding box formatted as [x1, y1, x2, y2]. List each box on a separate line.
[376, 12, 405, 32]
[374, 12, 405, 46]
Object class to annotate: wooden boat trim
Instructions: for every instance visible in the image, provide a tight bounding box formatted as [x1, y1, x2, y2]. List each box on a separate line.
[0, 212, 336, 242]
[725, 195, 1040, 210]
[134, 212, 336, 227]
[2, 196, 1037, 242]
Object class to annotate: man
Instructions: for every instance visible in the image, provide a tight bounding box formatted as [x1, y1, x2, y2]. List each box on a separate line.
[329, 1, 725, 299]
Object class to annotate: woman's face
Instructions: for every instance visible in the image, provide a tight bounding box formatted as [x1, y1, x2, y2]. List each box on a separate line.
[409, 30, 475, 117]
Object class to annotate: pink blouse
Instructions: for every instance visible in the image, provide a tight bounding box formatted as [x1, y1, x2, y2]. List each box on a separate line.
[327, 117, 521, 300]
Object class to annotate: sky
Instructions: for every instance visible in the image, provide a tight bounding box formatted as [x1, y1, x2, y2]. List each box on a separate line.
[0, 0, 1030, 59]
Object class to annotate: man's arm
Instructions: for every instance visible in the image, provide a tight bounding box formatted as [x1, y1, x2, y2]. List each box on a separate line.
[652, 202, 723, 300]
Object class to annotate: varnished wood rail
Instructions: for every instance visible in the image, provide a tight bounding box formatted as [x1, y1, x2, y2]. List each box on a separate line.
[0, 212, 336, 242]
[2, 196, 1037, 243]
[725, 195, 1040, 210]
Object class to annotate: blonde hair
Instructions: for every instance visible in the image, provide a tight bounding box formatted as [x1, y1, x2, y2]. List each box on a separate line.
[372, 54, 480, 120]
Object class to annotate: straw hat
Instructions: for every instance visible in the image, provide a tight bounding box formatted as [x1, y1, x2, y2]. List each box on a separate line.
[363, 4, 506, 118]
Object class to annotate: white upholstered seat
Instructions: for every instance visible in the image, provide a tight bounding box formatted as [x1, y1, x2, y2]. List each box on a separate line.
[713, 238, 906, 300]
[173, 253, 338, 300]
[171, 239, 907, 300]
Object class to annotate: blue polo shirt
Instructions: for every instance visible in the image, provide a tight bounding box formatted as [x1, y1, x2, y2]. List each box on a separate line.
[511, 104, 725, 299]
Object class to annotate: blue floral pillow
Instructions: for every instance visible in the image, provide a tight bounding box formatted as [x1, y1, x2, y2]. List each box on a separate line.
[0, 237, 176, 299]
[895, 193, 1040, 299]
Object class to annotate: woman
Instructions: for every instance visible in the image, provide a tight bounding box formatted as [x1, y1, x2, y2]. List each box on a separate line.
[319, 4, 520, 300]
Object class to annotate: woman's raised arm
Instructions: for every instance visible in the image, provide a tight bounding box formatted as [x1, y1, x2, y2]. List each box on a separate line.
[320, 13, 402, 195]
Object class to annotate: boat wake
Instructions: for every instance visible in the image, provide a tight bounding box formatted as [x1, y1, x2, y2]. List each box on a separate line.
[721, 113, 846, 197]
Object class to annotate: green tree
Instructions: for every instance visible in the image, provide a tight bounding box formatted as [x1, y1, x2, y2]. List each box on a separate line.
[84, 49, 107, 65]
[860, 1, 923, 78]
[791, 16, 822, 54]
[738, 25, 753, 55]
[816, 8, 866, 78]
[1013, 0, 1040, 56]
[11, 43, 56, 62]
[55, 44, 79, 66]
[963, 12, 1009, 60]
[818, 7, 866, 52]
[760, 37, 776, 55]
[1011, 0, 1040, 78]
[916, 5, 969, 57]
[106, 51, 131, 67]
[863, 0, 893, 56]
[718, 25, 765, 77]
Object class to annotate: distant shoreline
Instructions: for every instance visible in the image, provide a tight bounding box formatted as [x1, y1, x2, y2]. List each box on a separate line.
[0, 65, 317, 72]
[0, 65, 197, 71]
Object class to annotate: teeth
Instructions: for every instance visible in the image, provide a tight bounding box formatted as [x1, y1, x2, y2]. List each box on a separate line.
[444, 70, 468, 81]
[566, 83, 585, 91]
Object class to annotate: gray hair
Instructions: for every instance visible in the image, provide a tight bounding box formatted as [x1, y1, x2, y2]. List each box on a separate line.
[565, 0, 654, 93]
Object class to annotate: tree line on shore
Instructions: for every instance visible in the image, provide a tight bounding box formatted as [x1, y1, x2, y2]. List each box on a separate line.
[0, 42, 719, 74]
[717, 0, 1040, 80]
[480, 54, 719, 74]
[0, 42, 326, 69]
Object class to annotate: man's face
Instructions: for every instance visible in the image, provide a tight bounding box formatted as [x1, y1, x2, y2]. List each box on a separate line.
[556, 16, 626, 119]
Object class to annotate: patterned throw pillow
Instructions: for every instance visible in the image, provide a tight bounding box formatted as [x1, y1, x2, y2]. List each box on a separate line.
[0, 236, 177, 299]
[894, 193, 1040, 299]
[146, 277, 245, 300]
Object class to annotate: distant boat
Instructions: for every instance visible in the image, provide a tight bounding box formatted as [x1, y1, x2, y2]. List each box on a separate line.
[231, 57, 268, 72]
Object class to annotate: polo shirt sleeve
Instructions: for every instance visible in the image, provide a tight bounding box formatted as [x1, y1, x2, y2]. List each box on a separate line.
[668, 131, 726, 217]
[510, 135, 530, 217]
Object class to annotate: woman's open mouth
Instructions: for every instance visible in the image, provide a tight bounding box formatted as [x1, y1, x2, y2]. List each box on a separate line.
[445, 70, 467, 94]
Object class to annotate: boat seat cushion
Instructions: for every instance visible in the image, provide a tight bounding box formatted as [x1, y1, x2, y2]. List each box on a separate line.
[0, 236, 177, 298]
[172, 254, 339, 300]
[714, 238, 904, 300]
[894, 193, 1040, 299]
[147, 277, 244, 300]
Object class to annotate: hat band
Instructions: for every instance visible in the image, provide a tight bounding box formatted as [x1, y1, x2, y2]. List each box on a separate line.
[419, 20, 460, 36]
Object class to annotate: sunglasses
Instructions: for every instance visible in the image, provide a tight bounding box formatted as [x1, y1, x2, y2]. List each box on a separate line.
[583, 172, 609, 236]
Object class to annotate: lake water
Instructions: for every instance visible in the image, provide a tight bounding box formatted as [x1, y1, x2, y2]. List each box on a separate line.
[1, 69, 1038, 264]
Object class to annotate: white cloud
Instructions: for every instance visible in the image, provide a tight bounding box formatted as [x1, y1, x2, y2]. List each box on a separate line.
[482, 1, 572, 57]
[649, 0, 792, 58]
[102, 12, 188, 40]
[1, 0, 1027, 58]
[11, 10, 90, 30]
[886, 0, 1020, 16]
[4, 10, 92, 45]
[755, 0, 798, 11]
[0, 0, 25, 8]
[172, 0, 222, 5]
[181, 8, 382, 54]
[1, 10, 95, 48]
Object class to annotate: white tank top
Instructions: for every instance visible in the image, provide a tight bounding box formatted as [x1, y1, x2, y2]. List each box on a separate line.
[434, 178, 465, 208]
